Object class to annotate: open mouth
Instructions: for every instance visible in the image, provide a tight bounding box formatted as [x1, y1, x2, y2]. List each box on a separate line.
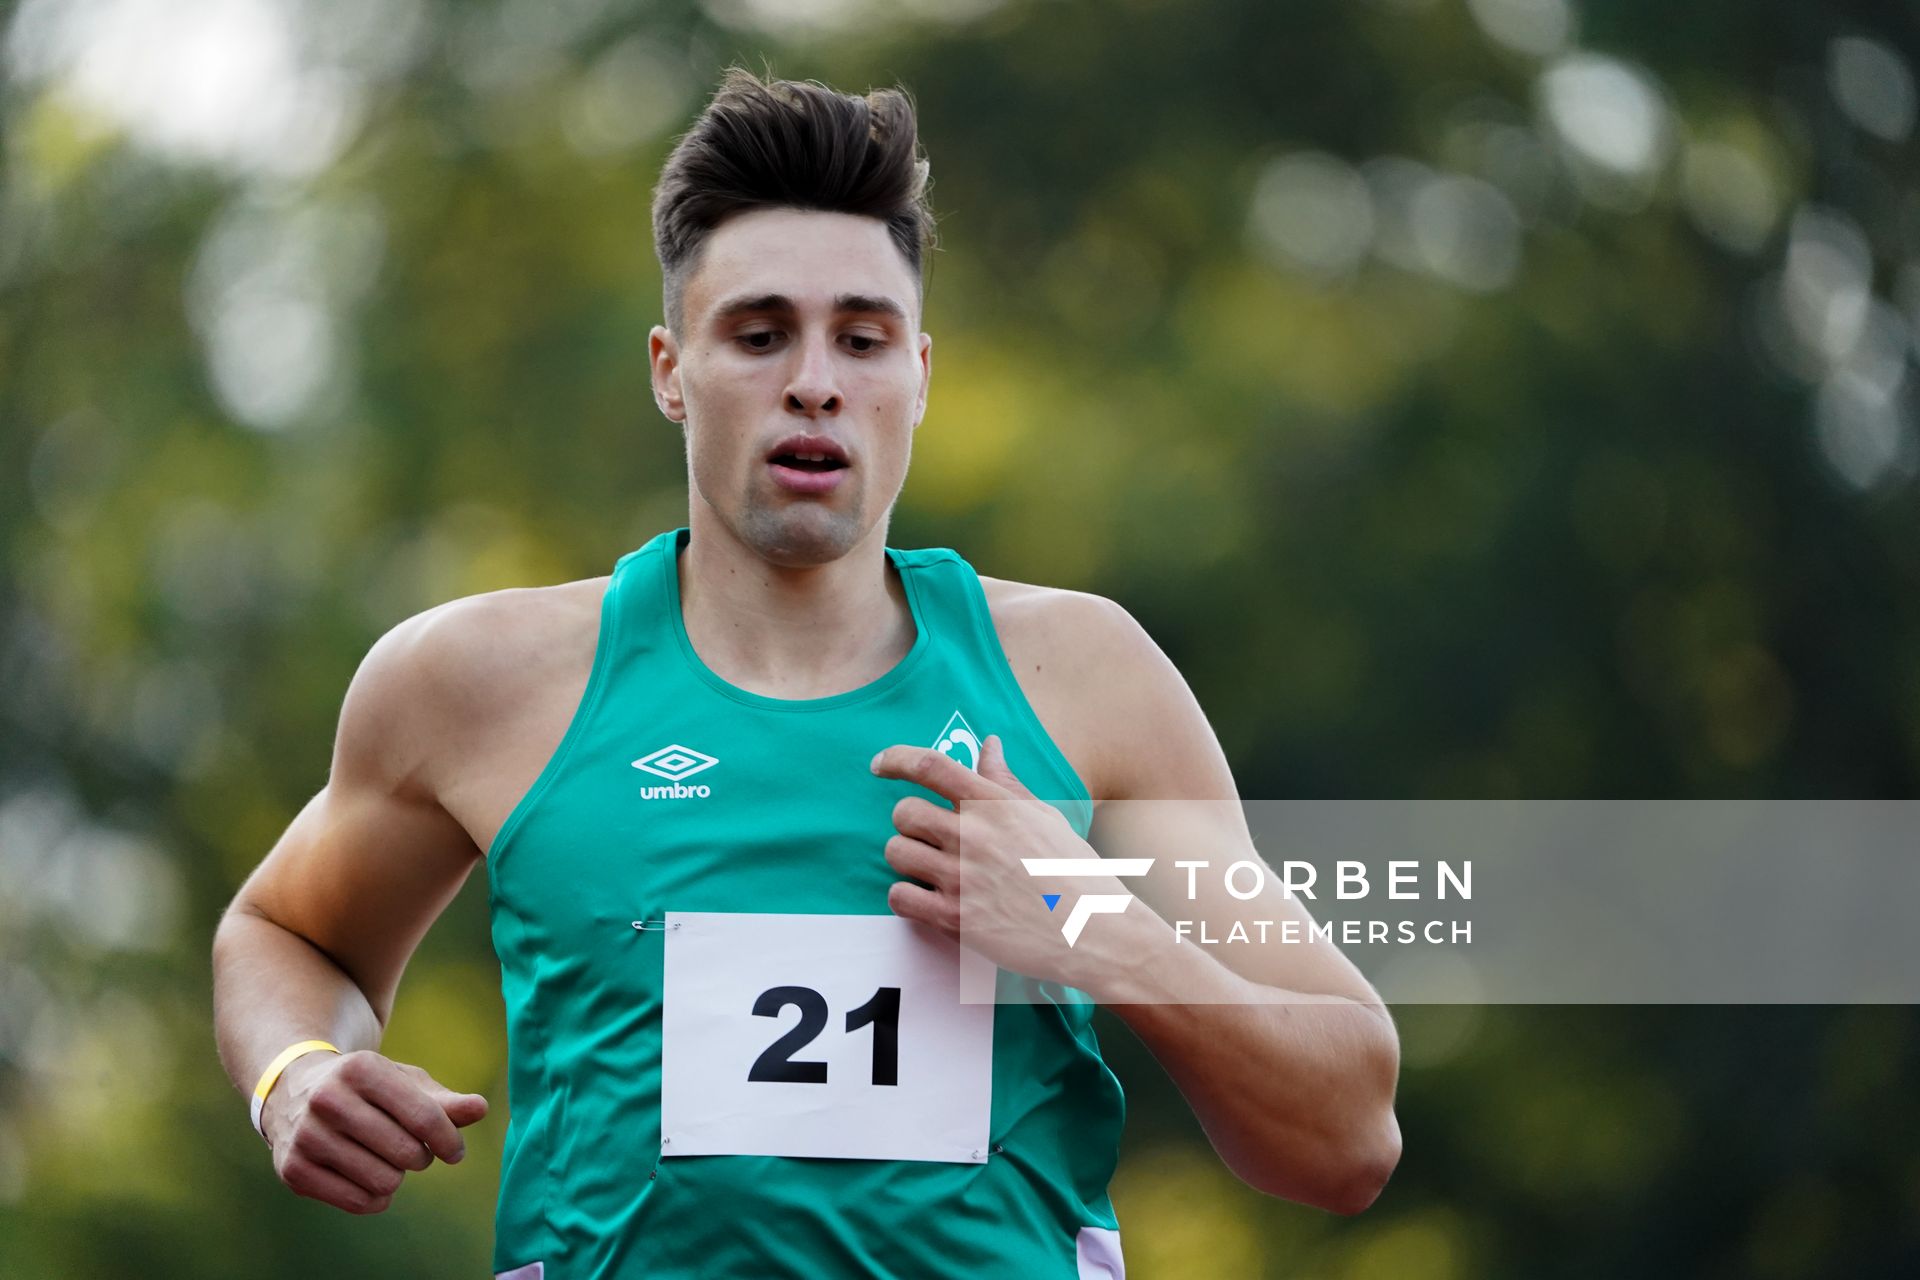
[769, 451, 847, 473]
[766, 440, 851, 495]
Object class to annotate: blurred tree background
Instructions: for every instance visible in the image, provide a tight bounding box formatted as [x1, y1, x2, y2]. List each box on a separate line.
[3, 0, 1919, 1275]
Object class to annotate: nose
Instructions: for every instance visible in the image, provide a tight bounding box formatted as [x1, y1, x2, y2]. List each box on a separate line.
[783, 332, 841, 417]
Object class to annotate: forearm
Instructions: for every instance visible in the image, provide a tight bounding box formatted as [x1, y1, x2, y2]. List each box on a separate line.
[211, 906, 385, 1102]
[1074, 908, 1401, 1212]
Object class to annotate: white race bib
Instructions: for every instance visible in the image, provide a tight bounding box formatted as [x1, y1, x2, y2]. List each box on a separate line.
[659, 911, 996, 1164]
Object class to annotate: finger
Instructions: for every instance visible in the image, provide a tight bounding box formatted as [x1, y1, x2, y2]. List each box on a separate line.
[891, 795, 960, 847]
[443, 1091, 490, 1130]
[295, 1121, 410, 1200]
[883, 833, 954, 892]
[350, 1057, 468, 1164]
[887, 880, 958, 933]
[394, 1061, 489, 1135]
[978, 734, 1035, 798]
[281, 1141, 398, 1215]
[309, 1083, 437, 1172]
[871, 745, 998, 805]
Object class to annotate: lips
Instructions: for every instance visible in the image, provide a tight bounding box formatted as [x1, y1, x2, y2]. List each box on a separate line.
[766, 433, 850, 495]
[766, 433, 850, 470]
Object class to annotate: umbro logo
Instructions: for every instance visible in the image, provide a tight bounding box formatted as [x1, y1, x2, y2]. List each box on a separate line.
[633, 745, 717, 780]
[632, 744, 717, 799]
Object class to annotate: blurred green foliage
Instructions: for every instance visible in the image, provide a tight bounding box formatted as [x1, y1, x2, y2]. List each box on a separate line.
[3, 0, 1919, 1275]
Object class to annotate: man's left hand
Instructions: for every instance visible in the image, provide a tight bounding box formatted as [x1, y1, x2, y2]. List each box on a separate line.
[871, 734, 1139, 990]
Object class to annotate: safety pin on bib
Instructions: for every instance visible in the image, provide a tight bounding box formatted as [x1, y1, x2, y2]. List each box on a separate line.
[632, 919, 682, 931]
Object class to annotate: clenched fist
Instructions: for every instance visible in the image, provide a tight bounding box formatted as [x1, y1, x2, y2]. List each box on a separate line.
[262, 1050, 489, 1215]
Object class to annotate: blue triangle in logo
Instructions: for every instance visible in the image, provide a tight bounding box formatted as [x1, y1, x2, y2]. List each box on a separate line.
[1042, 894, 1061, 912]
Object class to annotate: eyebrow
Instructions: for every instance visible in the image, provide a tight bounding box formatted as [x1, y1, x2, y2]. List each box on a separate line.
[710, 292, 910, 323]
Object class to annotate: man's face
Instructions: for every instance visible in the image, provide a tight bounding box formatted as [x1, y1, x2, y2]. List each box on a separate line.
[649, 206, 933, 568]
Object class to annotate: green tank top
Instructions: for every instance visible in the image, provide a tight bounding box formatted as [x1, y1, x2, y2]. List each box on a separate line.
[485, 527, 1127, 1280]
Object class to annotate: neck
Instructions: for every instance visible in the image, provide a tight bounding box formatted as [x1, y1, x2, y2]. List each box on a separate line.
[675, 510, 915, 699]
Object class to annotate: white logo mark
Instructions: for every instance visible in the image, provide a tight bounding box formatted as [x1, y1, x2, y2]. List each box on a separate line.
[632, 745, 719, 781]
[932, 710, 981, 771]
[1021, 858, 1156, 947]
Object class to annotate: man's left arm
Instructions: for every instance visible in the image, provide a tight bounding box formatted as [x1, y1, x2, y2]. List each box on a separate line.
[874, 593, 1402, 1215]
[1063, 601, 1403, 1215]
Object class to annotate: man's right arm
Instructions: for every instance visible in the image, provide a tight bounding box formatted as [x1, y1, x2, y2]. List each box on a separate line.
[211, 605, 493, 1214]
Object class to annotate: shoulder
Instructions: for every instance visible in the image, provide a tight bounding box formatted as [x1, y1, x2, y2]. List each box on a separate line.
[975, 575, 1155, 677]
[976, 575, 1231, 802]
[336, 576, 610, 801]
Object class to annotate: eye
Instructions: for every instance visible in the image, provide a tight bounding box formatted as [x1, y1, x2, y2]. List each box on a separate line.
[737, 330, 782, 352]
[844, 333, 885, 355]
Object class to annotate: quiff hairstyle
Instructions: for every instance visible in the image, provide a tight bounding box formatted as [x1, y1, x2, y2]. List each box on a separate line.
[650, 68, 938, 335]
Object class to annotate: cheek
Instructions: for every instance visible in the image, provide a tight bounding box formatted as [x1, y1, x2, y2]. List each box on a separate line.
[682, 376, 754, 462]
[882, 375, 922, 444]
[691, 431, 755, 490]
[870, 368, 919, 422]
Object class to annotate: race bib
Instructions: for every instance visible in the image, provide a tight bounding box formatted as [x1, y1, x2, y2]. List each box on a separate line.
[659, 912, 996, 1164]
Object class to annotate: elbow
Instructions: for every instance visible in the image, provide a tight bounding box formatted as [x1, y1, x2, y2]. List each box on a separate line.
[1229, 1108, 1402, 1214]
[1321, 1110, 1401, 1216]
[1229, 1000, 1405, 1214]
[1322, 1006, 1403, 1215]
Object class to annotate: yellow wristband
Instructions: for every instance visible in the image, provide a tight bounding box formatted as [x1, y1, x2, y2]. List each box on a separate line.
[249, 1039, 341, 1143]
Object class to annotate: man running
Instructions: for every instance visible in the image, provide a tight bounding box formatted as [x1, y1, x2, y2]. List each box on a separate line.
[213, 69, 1401, 1279]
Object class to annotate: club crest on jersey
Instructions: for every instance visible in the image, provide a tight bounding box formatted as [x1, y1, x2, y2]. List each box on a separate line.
[632, 744, 718, 799]
[931, 710, 981, 772]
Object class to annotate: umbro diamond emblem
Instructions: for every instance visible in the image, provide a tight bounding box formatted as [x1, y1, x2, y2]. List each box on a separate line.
[632, 744, 718, 799]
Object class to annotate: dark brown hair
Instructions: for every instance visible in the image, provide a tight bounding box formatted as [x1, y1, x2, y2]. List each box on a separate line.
[651, 67, 937, 334]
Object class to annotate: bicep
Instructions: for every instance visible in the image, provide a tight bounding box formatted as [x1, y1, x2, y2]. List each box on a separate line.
[1087, 608, 1381, 1008]
[229, 617, 481, 1026]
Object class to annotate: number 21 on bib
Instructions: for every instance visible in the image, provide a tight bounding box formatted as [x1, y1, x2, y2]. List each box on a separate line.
[659, 912, 996, 1163]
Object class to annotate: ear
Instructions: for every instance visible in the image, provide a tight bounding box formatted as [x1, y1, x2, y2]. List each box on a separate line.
[912, 331, 932, 428]
[649, 325, 686, 423]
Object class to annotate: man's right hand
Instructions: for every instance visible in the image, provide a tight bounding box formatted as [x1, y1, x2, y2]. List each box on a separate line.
[262, 1050, 490, 1215]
